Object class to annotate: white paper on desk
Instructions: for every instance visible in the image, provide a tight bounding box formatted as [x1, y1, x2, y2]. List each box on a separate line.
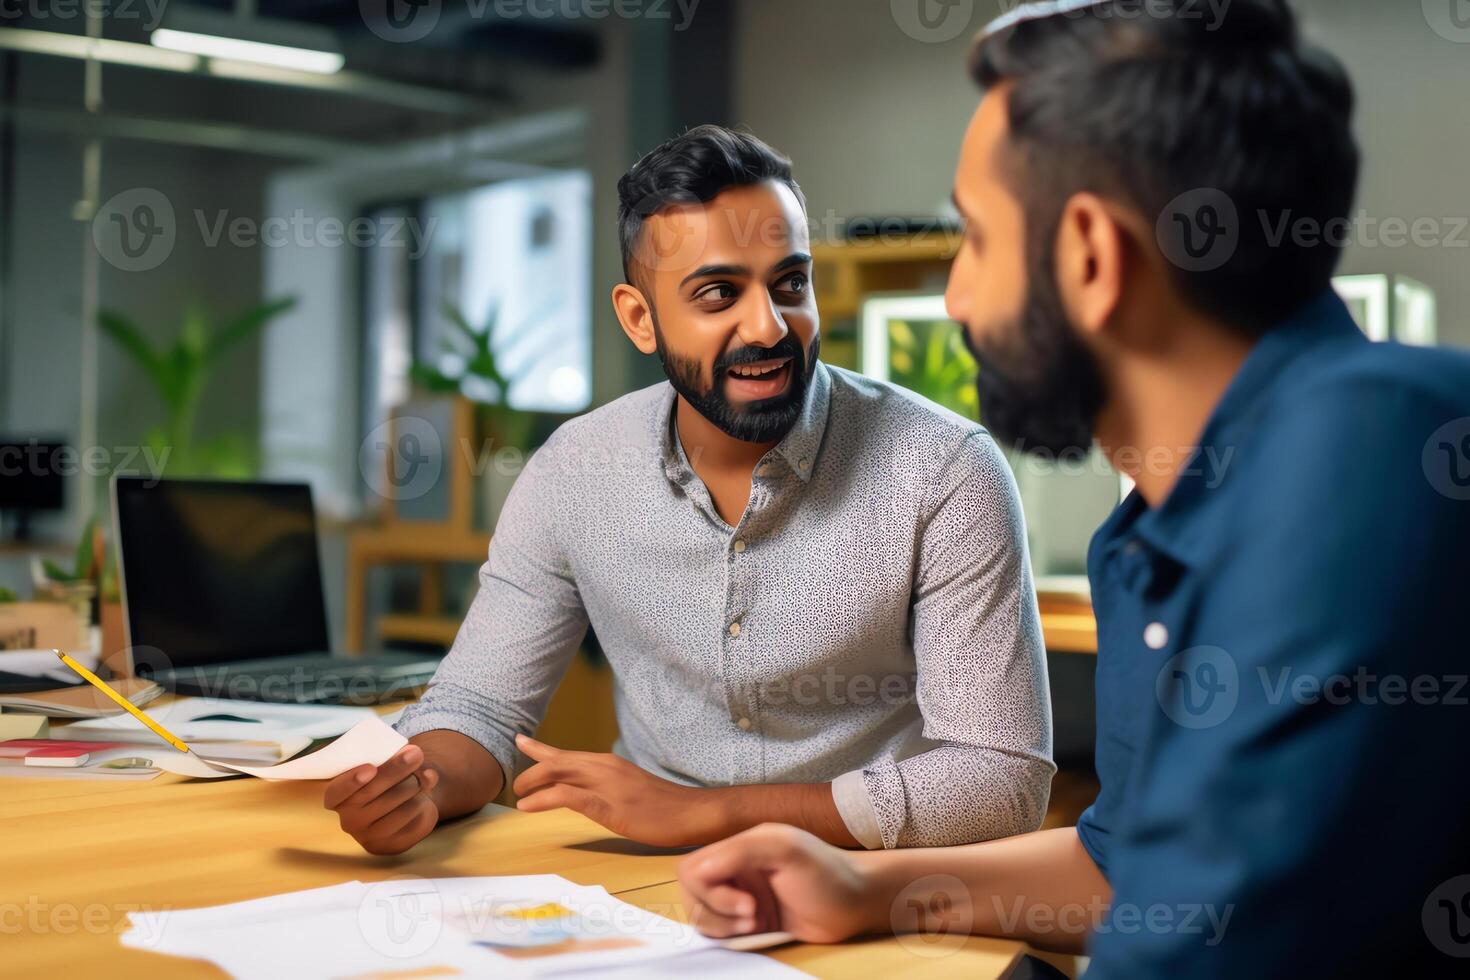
[119, 875, 764, 980]
[150, 717, 407, 780]
[0, 647, 101, 682]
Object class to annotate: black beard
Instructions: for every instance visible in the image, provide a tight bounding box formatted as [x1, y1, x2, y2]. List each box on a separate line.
[655, 326, 820, 444]
[961, 269, 1105, 458]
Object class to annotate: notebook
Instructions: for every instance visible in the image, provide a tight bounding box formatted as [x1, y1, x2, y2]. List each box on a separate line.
[0, 677, 164, 718]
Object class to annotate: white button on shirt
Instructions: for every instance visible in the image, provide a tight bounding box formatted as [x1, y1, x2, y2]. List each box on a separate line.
[1144, 622, 1170, 649]
[396, 363, 1054, 850]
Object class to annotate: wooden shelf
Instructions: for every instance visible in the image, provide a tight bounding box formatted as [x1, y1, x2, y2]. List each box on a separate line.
[812, 231, 962, 321]
[1038, 590, 1098, 655]
[376, 613, 463, 647]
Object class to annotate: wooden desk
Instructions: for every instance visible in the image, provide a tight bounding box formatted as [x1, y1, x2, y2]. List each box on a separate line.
[619, 881, 1028, 978]
[2, 763, 1030, 978]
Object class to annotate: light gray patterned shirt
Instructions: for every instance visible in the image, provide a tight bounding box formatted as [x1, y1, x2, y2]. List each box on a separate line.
[396, 362, 1054, 848]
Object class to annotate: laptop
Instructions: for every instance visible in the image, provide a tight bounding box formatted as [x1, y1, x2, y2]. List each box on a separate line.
[113, 477, 442, 705]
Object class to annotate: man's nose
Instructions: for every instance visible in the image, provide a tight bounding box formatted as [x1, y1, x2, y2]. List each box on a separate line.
[944, 263, 969, 326]
[736, 291, 790, 349]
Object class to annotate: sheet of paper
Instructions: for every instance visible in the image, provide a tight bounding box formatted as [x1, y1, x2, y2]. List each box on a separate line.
[117, 875, 790, 980]
[149, 717, 406, 781]
[0, 647, 101, 682]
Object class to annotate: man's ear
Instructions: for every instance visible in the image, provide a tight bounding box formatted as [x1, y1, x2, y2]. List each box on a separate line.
[612, 280, 658, 355]
[1055, 192, 1126, 339]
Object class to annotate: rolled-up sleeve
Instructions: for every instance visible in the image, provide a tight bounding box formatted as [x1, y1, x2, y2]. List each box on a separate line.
[394, 437, 589, 784]
[856, 431, 1055, 848]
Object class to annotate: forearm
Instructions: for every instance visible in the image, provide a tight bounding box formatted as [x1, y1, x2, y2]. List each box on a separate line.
[852, 827, 1110, 954]
[411, 730, 506, 820]
[862, 746, 1054, 847]
[703, 783, 861, 848]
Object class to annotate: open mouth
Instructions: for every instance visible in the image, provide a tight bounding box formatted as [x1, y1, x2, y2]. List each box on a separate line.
[725, 357, 794, 400]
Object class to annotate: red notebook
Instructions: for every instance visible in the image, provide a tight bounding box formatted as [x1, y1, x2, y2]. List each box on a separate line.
[0, 739, 130, 767]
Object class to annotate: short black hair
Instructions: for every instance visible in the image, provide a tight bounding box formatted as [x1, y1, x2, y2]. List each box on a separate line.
[971, 0, 1359, 333]
[616, 124, 805, 286]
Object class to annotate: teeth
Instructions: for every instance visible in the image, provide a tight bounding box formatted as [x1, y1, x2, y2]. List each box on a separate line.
[732, 362, 785, 378]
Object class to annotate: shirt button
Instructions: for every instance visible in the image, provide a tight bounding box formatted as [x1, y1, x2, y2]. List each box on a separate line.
[736, 717, 751, 730]
[797, 457, 810, 473]
[733, 539, 747, 554]
[1144, 622, 1169, 650]
[1124, 540, 1143, 557]
[729, 622, 742, 637]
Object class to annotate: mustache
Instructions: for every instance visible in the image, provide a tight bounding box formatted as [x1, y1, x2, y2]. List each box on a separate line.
[713, 335, 803, 374]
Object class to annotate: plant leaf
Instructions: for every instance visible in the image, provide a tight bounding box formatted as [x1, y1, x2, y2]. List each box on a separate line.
[97, 311, 167, 392]
[42, 558, 77, 583]
[72, 516, 97, 579]
[207, 297, 297, 360]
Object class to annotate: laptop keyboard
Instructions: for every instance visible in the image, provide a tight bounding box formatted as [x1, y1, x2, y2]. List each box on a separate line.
[159, 660, 439, 705]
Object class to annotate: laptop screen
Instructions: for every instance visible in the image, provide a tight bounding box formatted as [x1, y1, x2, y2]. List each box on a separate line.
[114, 478, 332, 670]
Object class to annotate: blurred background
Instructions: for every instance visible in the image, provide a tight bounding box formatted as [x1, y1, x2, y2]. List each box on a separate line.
[2, 1, 1467, 803]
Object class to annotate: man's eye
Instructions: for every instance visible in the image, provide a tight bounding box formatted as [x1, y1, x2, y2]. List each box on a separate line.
[696, 283, 738, 303]
[779, 273, 808, 295]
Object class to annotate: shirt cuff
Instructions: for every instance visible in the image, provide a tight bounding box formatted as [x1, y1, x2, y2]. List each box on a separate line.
[393, 705, 513, 789]
[832, 768, 885, 850]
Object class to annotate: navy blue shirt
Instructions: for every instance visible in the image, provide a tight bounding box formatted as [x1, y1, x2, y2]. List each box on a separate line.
[1077, 291, 1470, 976]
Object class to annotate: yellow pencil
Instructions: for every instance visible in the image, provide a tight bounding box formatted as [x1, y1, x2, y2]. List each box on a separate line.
[53, 649, 193, 755]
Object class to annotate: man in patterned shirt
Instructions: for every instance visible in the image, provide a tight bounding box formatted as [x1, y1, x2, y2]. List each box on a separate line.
[323, 125, 1055, 855]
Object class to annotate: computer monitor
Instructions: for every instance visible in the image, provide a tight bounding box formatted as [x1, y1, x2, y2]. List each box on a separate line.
[0, 439, 67, 541]
[113, 478, 332, 674]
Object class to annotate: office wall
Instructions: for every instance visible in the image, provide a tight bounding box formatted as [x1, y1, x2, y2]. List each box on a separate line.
[2, 57, 271, 540]
[734, 0, 1470, 348]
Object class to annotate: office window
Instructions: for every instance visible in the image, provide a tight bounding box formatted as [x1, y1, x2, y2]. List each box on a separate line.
[417, 172, 593, 413]
[362, 170, 594, 453]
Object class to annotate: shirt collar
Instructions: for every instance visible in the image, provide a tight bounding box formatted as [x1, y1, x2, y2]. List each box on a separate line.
[1106, 289, 1366, 567]
[657, 360, 833, 485]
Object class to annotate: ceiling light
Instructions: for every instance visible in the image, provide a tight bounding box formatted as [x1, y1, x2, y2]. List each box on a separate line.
[152, 5, 344, 75]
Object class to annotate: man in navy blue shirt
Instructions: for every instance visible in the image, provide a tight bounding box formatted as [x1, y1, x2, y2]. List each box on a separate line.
[677, 1, 1470, 974]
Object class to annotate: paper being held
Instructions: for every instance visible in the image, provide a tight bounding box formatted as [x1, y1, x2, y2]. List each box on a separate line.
[152, 717, 406, 780]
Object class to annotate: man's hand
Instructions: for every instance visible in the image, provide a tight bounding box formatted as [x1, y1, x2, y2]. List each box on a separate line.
[512, 734, 722, 847]
[678, 824, 879, 942]
[324, 744, 440, 855]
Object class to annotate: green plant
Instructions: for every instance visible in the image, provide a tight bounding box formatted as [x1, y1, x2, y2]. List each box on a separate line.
[0, 587, 16, 603]
[410, 302, 552, 448]
[888, 319, 981, 421]
[41, 517, 98, 584]
[97, 297, 297, 476]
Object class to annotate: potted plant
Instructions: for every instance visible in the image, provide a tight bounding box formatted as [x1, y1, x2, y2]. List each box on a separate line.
[97, 297, 297, 476]
[32, 516, 103, 630]
[410, 302, 553, 529]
